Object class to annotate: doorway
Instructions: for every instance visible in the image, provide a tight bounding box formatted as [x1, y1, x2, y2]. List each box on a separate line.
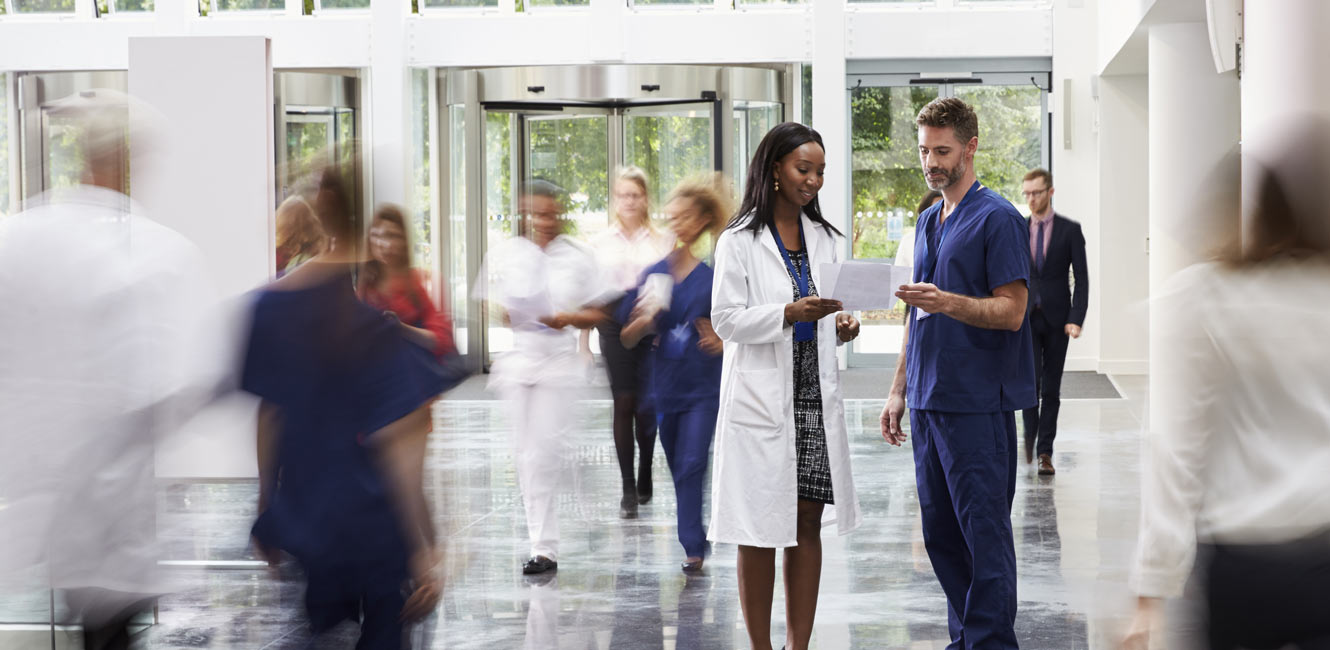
[439, 64, 789, 369]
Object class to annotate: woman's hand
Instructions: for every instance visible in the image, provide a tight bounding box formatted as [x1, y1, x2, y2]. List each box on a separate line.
[1119, 597, 1161, 650]
[835, 312, 860, 342]
[695, 318, 723, 356]
[784, 297, 843, 324]
[401, 547, 443, 623]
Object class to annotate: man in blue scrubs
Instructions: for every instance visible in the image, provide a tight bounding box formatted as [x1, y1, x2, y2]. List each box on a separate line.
[881, 97, 1036, 649]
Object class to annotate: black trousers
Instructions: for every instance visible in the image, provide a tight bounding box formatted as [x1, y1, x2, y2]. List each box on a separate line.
[1201, 531, 1330, 650]
[1021, 310, 1070, 457]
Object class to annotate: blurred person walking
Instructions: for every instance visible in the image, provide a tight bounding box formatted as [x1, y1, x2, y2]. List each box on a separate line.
[275, 195, 326, 278]
[587, 166, 675, 518]
[709, 123, 862, 650]
[358, 203, 462, 554]
[619, 175, 730, 573]
[0, 89, 213, 650]
[1020, 168, 1088, 476]
[893, 189, 942, 270]
[1123, 134, 1330, 650]
[477, 180, 611, 576]
[245, 169, 445, 649]
[882, 98, 1035, 650]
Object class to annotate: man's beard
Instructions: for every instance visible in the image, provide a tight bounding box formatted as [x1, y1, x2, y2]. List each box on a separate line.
[925, 160, 966, 191]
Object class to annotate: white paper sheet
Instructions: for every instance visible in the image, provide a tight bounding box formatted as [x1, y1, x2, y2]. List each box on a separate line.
[819, 262, 913, 311]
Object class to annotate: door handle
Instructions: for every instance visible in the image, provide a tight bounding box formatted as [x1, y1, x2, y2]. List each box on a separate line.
[527, 86, 545, 93]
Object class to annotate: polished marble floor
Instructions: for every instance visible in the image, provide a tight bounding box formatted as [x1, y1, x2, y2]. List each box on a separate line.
[2, 376, 1155, 649]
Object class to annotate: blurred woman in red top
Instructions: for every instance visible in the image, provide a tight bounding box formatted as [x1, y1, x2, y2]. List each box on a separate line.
[359, 204, 454, 358]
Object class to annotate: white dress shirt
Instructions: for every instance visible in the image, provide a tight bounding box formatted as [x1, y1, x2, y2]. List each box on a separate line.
[589, 222, 675, 293]
[1132, 258, 1330, 597]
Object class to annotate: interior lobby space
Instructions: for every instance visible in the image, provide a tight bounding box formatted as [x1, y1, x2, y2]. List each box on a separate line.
[3, 0, 1326, 648]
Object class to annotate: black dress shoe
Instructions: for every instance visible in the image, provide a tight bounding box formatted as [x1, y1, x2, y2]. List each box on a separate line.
[681, 558, 704, 573]
[620, 494, 638, 519]
[637, 487, 652, 505]
[522, 555, 557, 575]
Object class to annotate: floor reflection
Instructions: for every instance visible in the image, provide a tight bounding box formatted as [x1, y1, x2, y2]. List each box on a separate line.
[106, 395, 1143, 649]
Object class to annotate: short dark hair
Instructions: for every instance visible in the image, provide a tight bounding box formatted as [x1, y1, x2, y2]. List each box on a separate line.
[524, 178, 566, 204]
[1023, 168, 1053, 188]
[916, 190, 943, 216]
[915, 98, 979, 147]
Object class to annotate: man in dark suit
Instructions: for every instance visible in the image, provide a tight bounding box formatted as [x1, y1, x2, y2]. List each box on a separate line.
[1020, 168, 1088, 476]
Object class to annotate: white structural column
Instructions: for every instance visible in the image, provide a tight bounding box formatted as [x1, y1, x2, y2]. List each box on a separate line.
[369, 0, 409, 207]
[1240, 1, 1330, 214]
[1146, 21, 1238, 417]
[811, 0, 847, 236]
[811, 0, 848, 371]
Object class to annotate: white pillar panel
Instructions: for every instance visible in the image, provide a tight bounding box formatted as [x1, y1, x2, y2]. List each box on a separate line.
[1146, 21, 1238, 411]
[811, 0, 846, 237]
[1147, 22, 1237, 286]
[1095, 74, 1149, 374]
[1053, 0, 1102, 372]
[130, 35, 275, 478]
[1240, 1, 1330, 227]
[370, 0, 408, 207]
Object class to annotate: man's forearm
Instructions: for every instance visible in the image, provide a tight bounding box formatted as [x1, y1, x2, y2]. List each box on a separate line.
[942, 293, 1024, 331]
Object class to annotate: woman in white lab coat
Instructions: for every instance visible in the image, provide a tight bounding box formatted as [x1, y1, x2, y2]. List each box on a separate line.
[709, 122, 862, 650]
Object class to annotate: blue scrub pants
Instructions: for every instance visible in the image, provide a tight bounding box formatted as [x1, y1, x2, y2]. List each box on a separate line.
[658, 402, 717, 558]
[910, 409, 1019, 650]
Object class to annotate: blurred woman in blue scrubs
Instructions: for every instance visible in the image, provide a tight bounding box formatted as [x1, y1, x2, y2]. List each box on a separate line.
[620, 175, 731, 572]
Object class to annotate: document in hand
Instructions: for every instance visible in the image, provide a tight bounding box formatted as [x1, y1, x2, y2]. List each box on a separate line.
[818, 262, 913, 311]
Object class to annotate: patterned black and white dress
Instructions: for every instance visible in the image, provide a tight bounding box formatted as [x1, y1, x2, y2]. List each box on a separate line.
[786, 247, 835, 505]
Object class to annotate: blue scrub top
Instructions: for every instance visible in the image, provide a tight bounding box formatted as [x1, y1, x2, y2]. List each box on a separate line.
[906, 182, 1036, 413]
[618, 258, 722, 414]
[241, 266, 446, 575]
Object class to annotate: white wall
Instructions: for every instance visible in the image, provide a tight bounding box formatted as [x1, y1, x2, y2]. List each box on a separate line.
[1052, 0, 1101, 373]
[1095, 74, 1148, 374]
[130, 36, 274, 478]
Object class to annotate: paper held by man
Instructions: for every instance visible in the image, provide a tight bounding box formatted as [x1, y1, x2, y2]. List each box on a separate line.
[819, 262, 913, 311]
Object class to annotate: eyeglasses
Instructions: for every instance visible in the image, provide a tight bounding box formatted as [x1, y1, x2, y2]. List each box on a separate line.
[1021, 188, 1049, 199]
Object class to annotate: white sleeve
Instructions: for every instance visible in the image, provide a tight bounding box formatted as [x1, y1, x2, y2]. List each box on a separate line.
[1130, 271, 1220, 598]
[710, 229, 789, 345]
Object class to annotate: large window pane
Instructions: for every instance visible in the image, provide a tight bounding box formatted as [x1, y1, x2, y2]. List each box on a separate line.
[47, 114, 89, 193]
[632, 0, 708, 6]
[215, 0, 280, 9]
[116, 0, 155, 10]
[848, 0, 932, 4]
[409, 69, 433, 280]
[423, 0, 497, 8]
[527, 0, 588, 7]
[449, 106, 473, 355]
[14, 0, 75, 12]
[624, 106, 713, 215]
[849, 84, 937, 355]
[481, 110, 509, 355]
[733, 101, 781, 199]
[955, 84, 1042, 210]
[526, 115, 608, 240]
[320, 0, 370, 7]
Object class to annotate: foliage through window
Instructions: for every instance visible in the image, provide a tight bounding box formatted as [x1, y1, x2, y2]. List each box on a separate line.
[14, 0, 76, 12]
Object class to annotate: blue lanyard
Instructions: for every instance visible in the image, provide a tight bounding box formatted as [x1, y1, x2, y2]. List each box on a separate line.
[771, 221, 816, 343]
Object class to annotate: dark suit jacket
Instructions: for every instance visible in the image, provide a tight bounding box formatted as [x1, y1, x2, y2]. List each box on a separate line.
[1026, 214, 1088, 328]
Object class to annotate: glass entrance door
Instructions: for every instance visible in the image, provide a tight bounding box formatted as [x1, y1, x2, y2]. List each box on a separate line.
[847, 71, 1049, 366]
[17, 71, 129, 205]
[473, 102, 718, 367]
[441, 65, 787, 370]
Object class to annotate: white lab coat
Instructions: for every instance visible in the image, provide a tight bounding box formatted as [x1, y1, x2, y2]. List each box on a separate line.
[708, 213, 862, 548]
